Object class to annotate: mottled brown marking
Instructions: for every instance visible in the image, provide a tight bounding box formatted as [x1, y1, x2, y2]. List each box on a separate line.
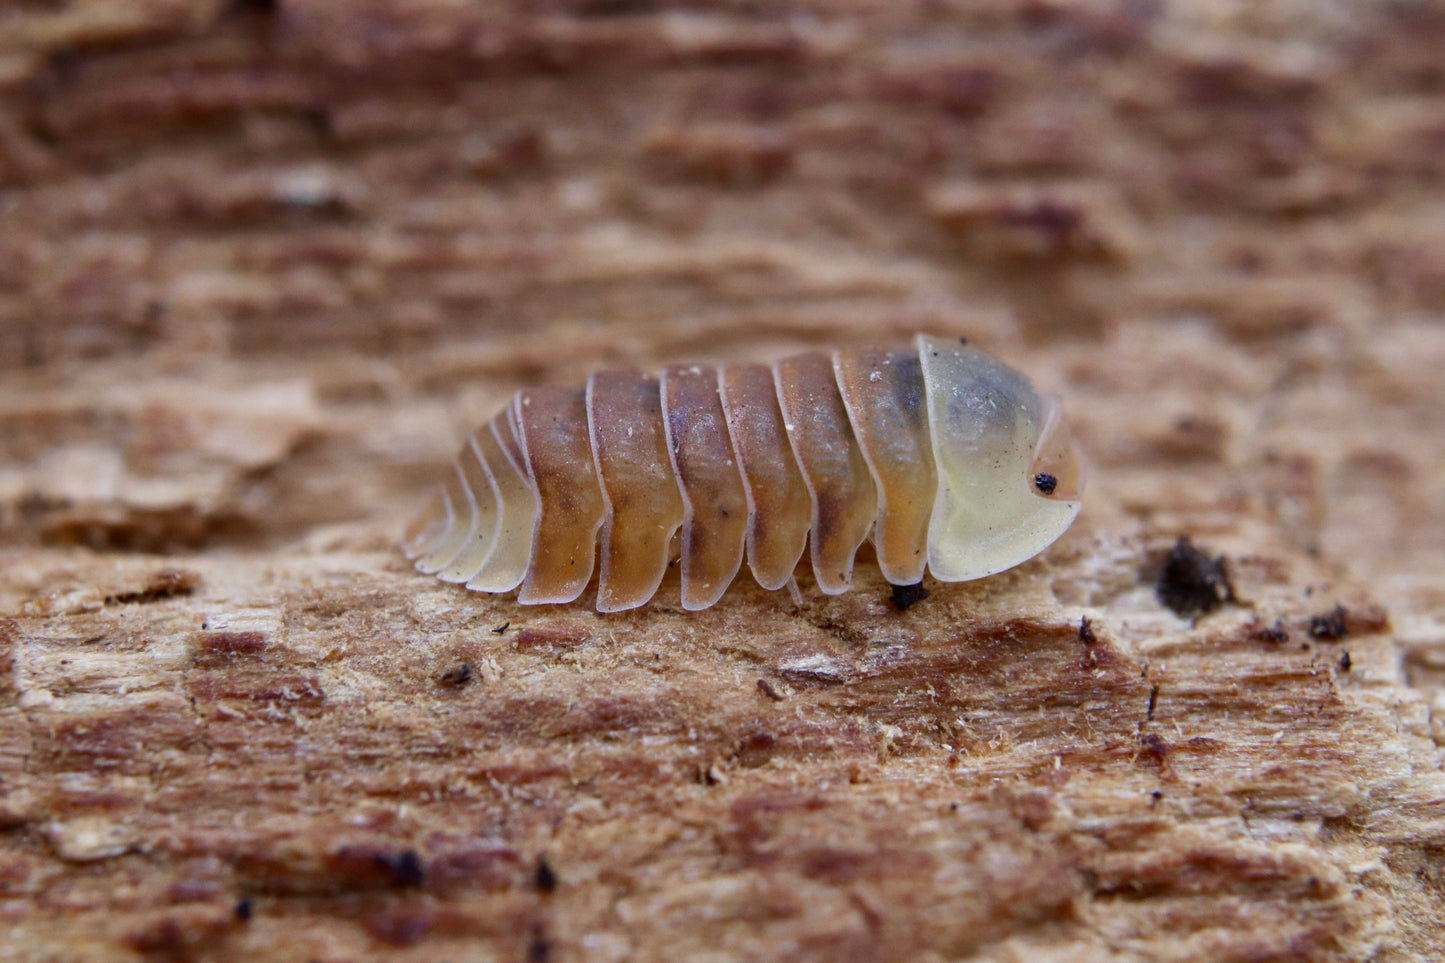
[1090, 843, 1338, 901]
[643, 123, 793, 186]
[0, 620, 16, 698]
[427, 844, 523, 894]
[124, 908, 237, 958]
[327, 844, 425, 889]
[103, 569, 198, 605]
[196, 631, 266, 656]
[365, 904, 437, 947]
[514, 622, 591, 651]
[733, 731, 777, 768]
[189, 674, 323, 706]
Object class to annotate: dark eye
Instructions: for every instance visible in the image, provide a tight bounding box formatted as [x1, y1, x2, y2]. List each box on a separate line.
[1033, 472, 1058, 496]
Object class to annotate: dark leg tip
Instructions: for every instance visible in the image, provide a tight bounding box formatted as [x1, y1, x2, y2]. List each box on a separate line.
[889, 581, 930, 610]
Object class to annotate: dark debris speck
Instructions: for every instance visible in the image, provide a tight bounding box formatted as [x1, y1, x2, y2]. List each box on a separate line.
[440, 662, 473, 686]
[1155, 537, 1234, 619]
[528, 927, 552, 963]
[1338, 651, 1352, 672]
[1140, 732, 1169, 760]
[756, 678, 784, 701]
[1252, 621, 1290, 644]
[1308, 604, 1349, 640]
[535, 854, 558, 894]
[234, 898, 253, 921]
[390, 850, 425, 888]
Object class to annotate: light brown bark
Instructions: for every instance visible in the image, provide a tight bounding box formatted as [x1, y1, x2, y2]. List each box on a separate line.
[1, 2, 1443, 960]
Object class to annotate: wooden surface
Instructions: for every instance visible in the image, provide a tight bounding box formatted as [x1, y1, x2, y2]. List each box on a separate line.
[2, 2, 1444, 960]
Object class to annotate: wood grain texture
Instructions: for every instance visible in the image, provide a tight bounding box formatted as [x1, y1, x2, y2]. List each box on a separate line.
[1, 1, 1444, 960]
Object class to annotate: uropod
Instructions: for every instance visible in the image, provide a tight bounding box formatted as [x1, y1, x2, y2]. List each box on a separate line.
[402, 334, 1084, 611]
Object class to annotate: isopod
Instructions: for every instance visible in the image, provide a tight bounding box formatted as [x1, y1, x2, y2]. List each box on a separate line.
[402, 334, 1084, 612]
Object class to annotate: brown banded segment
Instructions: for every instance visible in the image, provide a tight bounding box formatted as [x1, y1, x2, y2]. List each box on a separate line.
[464, 414, 537, 593]
[514, 385, 606, 605]
[587, 371, 686, 613]
[775, 352, 879, 594]
[834, 345, 936, 585]
[719, 363, 811, 591]
[662, 365, 748, 610]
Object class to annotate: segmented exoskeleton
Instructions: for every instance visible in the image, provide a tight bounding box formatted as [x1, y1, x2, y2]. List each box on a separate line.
[403, 334, 1084, 611]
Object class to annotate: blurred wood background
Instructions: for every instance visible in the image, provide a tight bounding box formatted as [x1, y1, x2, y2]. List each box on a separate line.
[1, 1, 1443, 960]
